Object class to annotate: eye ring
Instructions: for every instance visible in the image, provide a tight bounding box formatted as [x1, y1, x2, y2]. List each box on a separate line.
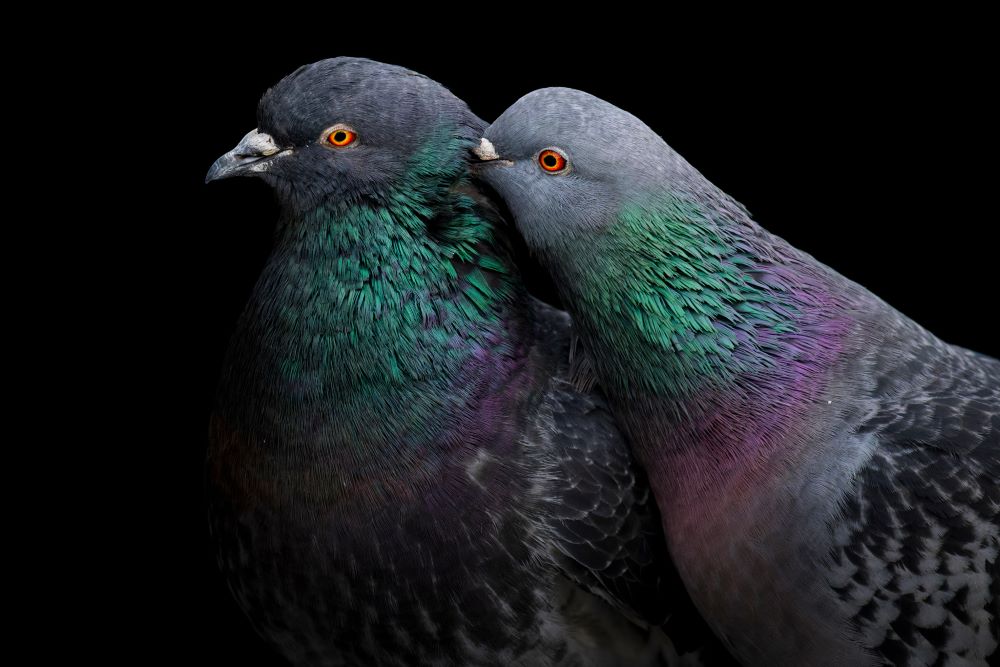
[538, 148, 568, 174]
[321, 124, 358, 148]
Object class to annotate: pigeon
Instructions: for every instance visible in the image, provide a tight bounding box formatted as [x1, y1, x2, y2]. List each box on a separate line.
[205, 60, 731, 666]
[473, 87, 999, 666]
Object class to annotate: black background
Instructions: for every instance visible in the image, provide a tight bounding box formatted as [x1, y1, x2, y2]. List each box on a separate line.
[132, 21, 997, 666]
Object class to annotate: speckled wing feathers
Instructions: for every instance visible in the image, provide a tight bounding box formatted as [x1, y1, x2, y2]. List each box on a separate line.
[831, 318, 1000, 664]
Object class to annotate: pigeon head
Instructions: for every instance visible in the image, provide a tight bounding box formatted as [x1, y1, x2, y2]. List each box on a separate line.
[474, 87, 713, 260]
[207, 57, 484, 211]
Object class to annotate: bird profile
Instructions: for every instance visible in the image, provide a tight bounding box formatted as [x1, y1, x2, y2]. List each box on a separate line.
[475, 86, 1000, 667]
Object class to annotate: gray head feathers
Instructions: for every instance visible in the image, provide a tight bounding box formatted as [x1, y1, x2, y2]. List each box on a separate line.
[477, 87, 741, 255]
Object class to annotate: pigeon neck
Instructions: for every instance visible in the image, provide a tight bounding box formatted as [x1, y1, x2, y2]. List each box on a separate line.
[558, 192, 854, 475]
[216, 180, 527, 473]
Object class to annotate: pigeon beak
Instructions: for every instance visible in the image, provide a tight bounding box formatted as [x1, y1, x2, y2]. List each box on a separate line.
[206, 129, 292, 183]
[470, 138, 514, 167]
[473, 138, 500, 162]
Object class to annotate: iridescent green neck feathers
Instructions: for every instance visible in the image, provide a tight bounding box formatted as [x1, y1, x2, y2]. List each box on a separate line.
[552, 193, 808, 401]
[219, 134, 522, 459]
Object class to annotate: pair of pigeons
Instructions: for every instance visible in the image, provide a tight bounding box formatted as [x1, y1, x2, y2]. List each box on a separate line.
[205, 58, 998, 666]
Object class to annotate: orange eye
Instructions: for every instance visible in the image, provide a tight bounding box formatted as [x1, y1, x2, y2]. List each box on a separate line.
[538, 149, 567, 173]
[326, 128, 357, 147]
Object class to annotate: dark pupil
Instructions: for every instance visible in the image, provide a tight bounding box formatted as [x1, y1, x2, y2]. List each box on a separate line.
[334, 131, 347, 143]
[543, 154, 558, 167]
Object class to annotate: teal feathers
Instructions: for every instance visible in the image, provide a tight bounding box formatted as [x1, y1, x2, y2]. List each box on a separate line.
[219, 128, 521, 475]
[554, 194, 796, 398]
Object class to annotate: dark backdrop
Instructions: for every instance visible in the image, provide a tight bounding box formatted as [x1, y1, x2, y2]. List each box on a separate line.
[142, 23, 996, 666]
